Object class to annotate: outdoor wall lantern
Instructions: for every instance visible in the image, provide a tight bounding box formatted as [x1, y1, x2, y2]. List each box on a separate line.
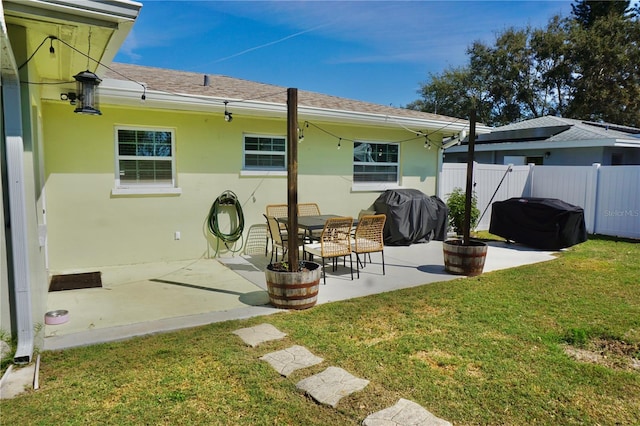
[72, 70, 102, 115]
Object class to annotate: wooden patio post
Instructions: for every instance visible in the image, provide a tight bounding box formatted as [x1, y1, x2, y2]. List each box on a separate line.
[286, 88, 299, 271]
[463, 107, 477, 246]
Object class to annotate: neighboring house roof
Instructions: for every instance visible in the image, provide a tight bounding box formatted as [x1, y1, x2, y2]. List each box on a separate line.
[447, 115, 640, 153]
[98, 63, 480, 134]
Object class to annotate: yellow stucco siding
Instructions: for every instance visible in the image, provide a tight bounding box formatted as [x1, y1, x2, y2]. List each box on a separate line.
[42, 101, 438, 271]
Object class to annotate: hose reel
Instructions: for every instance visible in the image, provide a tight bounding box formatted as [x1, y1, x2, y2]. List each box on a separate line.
[207, 190, 245, 254]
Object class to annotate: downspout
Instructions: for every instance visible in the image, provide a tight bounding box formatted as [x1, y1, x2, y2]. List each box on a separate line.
[1, 12, 34, 363]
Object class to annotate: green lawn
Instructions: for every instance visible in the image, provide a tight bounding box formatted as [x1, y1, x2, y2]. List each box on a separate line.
[2, 238, 639, 425]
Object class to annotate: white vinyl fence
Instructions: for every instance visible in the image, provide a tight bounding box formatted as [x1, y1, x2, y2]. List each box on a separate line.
[439, 163, 639, 239]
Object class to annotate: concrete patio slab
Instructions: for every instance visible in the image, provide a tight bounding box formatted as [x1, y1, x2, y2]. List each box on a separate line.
[363, 398, 452, 426]
[42, 240, 557, 351]
[296, 366, 369, 408]
[260, 345, 323, 377]
[232, 323, 287, 347]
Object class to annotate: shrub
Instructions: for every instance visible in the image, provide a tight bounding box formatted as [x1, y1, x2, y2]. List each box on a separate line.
[446, 187, 480, 235]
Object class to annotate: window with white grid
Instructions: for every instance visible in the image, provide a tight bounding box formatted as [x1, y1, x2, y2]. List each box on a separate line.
[115, 127, 176, 190]
[353, 141, 399, 186]
[243, 134, 287, 171]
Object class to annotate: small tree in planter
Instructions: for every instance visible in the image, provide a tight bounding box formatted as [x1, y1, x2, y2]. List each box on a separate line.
[446, 187, 480, 236]
[443, 107, 488, 276]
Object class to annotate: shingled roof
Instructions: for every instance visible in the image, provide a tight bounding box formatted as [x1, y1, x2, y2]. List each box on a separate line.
[103, 62, 462, 124]
[498, 116, 640, 142]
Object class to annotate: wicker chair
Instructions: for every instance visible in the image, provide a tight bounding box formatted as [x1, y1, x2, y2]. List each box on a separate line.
[297, 203, 322, 242]
[351, 214, 386, 278]
[303, 216, 354, 284]
[264, 214, 304, 264]
[297, 203, 321, 216]
[265, 204, 289, 256]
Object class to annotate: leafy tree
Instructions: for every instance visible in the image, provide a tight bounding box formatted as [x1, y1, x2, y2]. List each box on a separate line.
[571, 0, 632, 28]
[567, 12, 640, 125]
[408, 0, 640, 127]
[406, 66, 493, 124]
[467, 26, 562, 125]
[530, 15, 574, 116]
[409, 26, 572, 126]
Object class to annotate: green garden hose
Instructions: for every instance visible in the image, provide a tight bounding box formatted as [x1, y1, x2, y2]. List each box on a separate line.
[207, 190, 245, 254]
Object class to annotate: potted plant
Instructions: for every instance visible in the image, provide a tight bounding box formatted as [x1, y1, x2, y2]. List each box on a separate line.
[446, 187, 480, 236]
[264, 88, 321, 309]
[442, 108, 488, 276]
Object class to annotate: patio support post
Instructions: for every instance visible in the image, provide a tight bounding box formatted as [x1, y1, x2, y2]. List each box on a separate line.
[463, 107, 477, 246]
[286, 88, 299, 270]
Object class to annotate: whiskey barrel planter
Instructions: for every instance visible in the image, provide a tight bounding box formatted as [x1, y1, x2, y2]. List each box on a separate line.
[265, 261, 322, 309]
[443, 239, 488, 276]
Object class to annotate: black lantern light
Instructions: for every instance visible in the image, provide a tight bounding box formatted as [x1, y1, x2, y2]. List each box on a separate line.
[73, 70, 102, 115]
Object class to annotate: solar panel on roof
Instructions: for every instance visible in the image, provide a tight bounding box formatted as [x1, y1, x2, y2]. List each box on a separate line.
[466, 125, 571, 144]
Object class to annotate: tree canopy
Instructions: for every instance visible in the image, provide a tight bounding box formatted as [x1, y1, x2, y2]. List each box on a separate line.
[407, 0, 640, 127]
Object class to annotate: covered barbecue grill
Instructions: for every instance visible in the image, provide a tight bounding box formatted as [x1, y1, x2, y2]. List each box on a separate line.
[373, 189, 448, 246]
[489, 197, 587, 250]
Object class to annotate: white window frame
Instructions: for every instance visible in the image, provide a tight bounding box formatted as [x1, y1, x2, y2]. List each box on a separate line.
[352, 140, 401, 191]
[241, 133, 287, 176]
[112, 126, 181, 195]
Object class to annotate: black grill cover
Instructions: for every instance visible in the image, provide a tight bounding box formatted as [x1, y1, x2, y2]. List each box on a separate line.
[373, 189, 448, 245]
[489, 197, 587, 250]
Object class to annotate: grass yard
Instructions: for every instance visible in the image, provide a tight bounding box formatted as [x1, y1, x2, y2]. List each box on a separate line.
[2, 237, 639, 425]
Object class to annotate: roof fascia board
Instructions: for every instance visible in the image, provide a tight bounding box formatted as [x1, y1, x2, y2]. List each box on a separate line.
[1, 4, 20, 81]
[614, 141, 640, 148]
[3, 0, 141, 28]
[94, 80, 484, 133]
[446, 138, 636, 152]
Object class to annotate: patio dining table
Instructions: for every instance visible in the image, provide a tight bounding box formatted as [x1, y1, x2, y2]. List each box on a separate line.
[276, 214, 358, 243]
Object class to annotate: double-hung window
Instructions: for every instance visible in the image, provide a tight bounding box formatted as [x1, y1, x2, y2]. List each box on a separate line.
[243, 134, 287, 173]
[114, 127, 178, 194]
[353, 141, 399, 188]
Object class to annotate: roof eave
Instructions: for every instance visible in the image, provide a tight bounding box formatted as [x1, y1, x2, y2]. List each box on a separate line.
[446, 138, 640, 152]
[3, 0, 142, 26]
[89, 81, 487, 133]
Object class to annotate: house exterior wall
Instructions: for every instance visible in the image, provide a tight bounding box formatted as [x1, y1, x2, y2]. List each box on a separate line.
[42, 101, 438, 272]
[604, 147, 640, 165]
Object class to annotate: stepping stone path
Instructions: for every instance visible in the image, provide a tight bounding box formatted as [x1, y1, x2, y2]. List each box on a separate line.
[232, 323, 452, 426]
[260, 345, 323, 377]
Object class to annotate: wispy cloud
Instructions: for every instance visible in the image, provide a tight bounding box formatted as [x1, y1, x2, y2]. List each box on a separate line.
[201, 22, 332, 66]
[194, 0, 572, 68]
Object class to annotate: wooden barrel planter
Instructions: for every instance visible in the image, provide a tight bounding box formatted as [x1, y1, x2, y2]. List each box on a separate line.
[443, 239, 488, 276]
[265, 261, 322, 309]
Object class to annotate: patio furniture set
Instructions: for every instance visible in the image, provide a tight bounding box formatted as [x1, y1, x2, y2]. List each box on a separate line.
[264, 203, 386, 284]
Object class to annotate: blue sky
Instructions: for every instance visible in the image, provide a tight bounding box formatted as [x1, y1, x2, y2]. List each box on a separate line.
[115, 1, 574, 107]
